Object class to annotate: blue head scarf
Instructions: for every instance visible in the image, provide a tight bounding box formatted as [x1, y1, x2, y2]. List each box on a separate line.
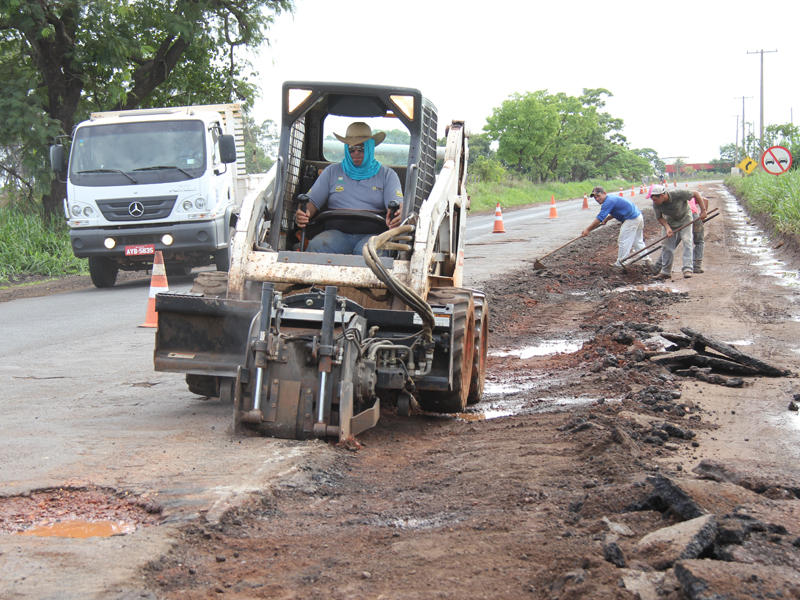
[342, 138, 381, 180]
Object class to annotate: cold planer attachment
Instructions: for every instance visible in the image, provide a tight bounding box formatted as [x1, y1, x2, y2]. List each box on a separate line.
[154, 285, 460, 441]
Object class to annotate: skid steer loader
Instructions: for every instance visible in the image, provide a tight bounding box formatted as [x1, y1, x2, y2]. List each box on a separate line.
[154, 82, 488, 441]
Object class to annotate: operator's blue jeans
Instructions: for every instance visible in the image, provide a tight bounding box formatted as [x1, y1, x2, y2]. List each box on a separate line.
[306, 230, 378, 256]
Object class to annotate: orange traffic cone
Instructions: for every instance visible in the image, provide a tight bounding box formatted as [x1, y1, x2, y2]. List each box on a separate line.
[141, 251, 169, 328]
[492, 203, 505, 233]
[582, 194, 590, 209]
[548, 195, 558, 219]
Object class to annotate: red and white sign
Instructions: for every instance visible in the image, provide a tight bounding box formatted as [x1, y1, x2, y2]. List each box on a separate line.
[125, 244, 155, 256]
[761, 146, 793, 175]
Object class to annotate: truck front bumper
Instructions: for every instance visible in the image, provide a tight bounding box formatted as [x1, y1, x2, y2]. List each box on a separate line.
[70, 220, 224, 259]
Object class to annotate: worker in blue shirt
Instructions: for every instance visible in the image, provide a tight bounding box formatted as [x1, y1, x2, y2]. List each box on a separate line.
[581, 186, 648, 269]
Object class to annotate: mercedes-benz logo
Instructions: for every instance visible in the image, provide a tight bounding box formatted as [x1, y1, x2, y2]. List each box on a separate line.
[128, 202, 144, 217]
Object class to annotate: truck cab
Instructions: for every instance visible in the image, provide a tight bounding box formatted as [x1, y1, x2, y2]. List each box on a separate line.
[50, 104, 243, 287]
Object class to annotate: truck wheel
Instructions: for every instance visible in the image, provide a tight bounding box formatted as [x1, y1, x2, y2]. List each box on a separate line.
[417, 288, 475, 414]
[215, 226, 235, 272]
[183, 273, 230, 399]
[467, 292, 489, 406]
[186, 373, 219, 398]
[88, 257, 119, 288]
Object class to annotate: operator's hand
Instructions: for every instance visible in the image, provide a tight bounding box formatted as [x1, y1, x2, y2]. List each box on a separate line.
[295, 205, 311, 228]
[386, 203, 403, 228]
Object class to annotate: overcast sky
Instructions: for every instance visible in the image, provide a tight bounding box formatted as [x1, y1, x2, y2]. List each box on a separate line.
[249, 0, 799, 164]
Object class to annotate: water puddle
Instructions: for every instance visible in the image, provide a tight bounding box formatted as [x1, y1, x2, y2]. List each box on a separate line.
[455, 395, 620, 422]
[720, 190, 800, 287]
[491, 339, 583, 359]
[15, 520, 135, 538]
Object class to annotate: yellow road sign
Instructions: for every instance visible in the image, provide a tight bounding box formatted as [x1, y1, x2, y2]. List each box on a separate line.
[738, 157, 757, 174]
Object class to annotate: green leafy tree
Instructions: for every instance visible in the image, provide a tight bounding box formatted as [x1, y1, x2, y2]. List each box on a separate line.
[0, 0, 292, 217]
[471, 156, 506, 183]
[243, 117, 278, 174]
[484, 90, 559, 178]
[467, 132, 494, 165]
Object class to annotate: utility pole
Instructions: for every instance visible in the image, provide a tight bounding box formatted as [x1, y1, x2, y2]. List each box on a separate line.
[747, 49, 777, 151]
[734, 96, 752, 158]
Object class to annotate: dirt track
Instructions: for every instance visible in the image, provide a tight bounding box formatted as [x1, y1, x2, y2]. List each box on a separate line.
[2, 182, 800, 599]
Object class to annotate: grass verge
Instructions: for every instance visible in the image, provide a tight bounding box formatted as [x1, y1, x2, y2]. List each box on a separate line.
[0, 205, 88, 283]
[725, 171, 800, 235]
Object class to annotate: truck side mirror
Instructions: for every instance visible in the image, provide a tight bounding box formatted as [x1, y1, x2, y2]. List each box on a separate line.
[219, 134, 237, 164]
[50, 144, 67, 173]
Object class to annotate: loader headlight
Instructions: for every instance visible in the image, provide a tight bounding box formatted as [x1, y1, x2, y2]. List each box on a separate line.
[71, 205, 81, 217]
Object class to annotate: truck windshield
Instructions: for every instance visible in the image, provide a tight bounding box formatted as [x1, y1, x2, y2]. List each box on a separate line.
[70, 120, 206, 185]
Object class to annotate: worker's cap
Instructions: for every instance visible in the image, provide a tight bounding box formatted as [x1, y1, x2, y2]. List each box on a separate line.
[647, 184, 667, 199]
[589, 186, 605, 198]
[334, 122, 386, 146]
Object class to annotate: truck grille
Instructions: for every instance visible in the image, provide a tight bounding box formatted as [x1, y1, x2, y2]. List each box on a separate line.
[96, 196, 177, 221]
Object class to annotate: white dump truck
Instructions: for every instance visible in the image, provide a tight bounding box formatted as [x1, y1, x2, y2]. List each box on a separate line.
[50, 104, 271, 287]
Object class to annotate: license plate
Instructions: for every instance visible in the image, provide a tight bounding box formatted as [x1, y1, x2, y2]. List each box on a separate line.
[124, 244, 155, 256]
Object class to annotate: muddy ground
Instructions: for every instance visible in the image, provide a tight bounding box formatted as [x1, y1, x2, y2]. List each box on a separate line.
[3, 183, 800, 599]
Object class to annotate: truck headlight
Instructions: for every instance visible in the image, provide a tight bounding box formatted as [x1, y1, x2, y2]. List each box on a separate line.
[71, 205, 81, 217]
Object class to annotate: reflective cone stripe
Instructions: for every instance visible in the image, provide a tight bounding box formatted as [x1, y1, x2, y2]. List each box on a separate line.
[492, 203, 505, 233]
[140, 251, 169, 328]
[582, 194, 590, 209]
[548, 195, 558, 219]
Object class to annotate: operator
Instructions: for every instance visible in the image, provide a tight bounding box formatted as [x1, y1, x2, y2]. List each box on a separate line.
[581, 186, 648, 270]
[647, 184, 708, 280]
[295, 122, 404, 255]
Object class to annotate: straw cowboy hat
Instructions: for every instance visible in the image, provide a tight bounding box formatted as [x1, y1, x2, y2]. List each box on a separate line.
[334, 122, 386, 146]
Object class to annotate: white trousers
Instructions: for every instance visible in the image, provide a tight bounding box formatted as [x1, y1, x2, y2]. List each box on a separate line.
[617, 214, 646, 263]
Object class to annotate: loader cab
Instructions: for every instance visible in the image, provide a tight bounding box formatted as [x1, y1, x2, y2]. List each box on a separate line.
[269, 82, 439, 253]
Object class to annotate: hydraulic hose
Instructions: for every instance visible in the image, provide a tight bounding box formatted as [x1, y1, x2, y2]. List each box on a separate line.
[362, 224, 435, 343]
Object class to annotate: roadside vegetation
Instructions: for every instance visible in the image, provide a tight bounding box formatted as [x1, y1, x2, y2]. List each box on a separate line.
[0, 205, 87, 284]
[726, 170, 800, 235]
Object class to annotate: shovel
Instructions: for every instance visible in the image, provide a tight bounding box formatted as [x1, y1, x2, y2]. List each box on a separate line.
[532, 234, 586, 270]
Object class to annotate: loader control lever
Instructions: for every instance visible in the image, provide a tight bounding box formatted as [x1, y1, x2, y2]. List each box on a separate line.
[297, 194, 310, 251]
[388, 199, 400, 222]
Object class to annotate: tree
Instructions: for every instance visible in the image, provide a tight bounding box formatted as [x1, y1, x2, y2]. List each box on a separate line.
[484, 91, 559, 177]
[243, 117, 278, 174]
[0, 0, 292, 217]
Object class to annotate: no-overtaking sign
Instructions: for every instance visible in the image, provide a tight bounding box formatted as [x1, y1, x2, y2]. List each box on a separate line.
[761, 146, 793, 175]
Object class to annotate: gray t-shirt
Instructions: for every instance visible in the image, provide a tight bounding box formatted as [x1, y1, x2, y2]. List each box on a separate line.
[653, 188, 693, 228]
[308, 163, 403, 212]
